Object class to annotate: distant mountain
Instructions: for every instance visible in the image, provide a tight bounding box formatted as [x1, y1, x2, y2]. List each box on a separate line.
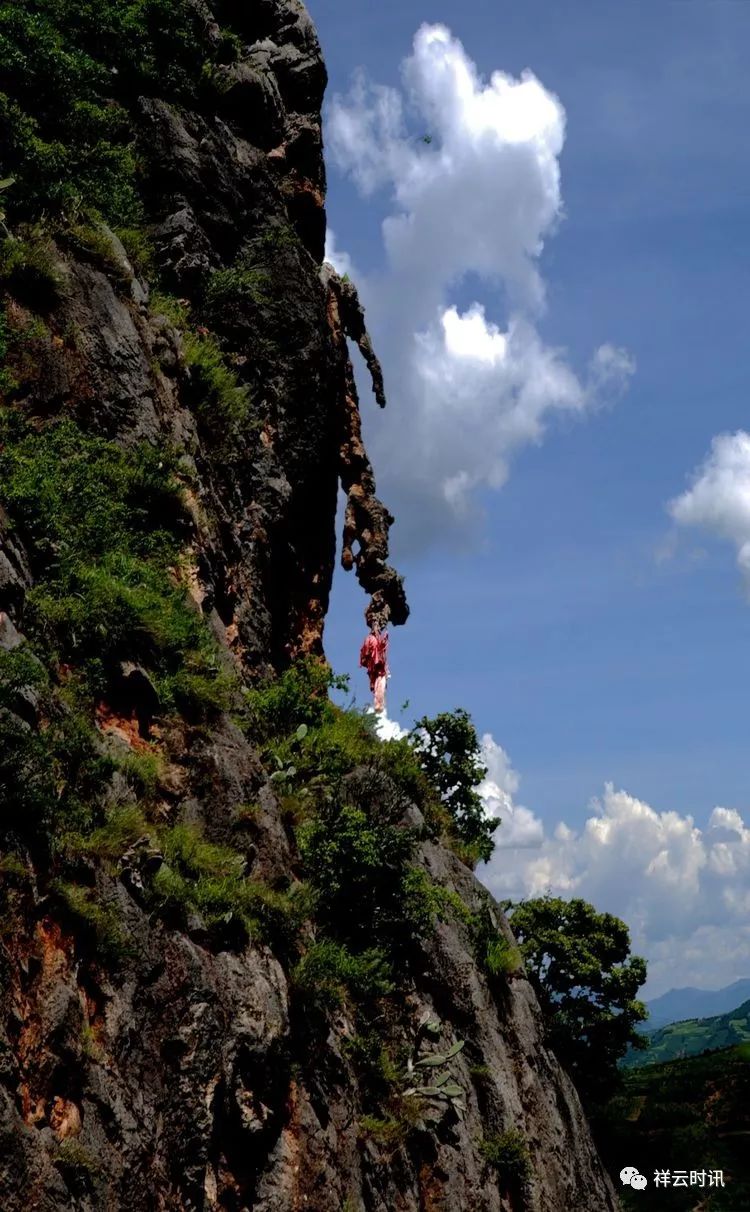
[645, 977, 750, 1031]
[623, 999, 750, 1069]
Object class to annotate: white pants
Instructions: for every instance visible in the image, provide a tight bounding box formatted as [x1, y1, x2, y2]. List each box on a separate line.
[374, 674, 387, 714]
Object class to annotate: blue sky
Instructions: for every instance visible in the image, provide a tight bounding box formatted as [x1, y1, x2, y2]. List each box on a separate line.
[307, 0, 750, 996]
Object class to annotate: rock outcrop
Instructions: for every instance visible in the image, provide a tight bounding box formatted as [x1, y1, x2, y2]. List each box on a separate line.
[0, 2, 618, 1209]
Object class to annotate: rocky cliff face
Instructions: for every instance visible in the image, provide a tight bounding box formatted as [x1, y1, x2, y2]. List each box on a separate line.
[0, 2, 618, 1209]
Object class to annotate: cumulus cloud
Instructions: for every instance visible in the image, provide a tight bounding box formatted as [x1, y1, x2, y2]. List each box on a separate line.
[480, 774, 750, 996]
[477, 733, 545, 848]
[327, 24, 633, 547]
[669, 431, 750, 587]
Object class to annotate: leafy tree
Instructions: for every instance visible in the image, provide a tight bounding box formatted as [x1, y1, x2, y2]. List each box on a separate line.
[507, 896, 648, 1106]
[412, 708, 498, 863]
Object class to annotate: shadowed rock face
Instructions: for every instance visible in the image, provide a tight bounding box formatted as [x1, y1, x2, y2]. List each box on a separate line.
[0, 2, 618, 1209]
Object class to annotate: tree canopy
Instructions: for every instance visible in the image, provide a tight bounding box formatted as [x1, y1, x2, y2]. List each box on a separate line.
[507, 896, 648, 1106]
[412, 707, 498, 864]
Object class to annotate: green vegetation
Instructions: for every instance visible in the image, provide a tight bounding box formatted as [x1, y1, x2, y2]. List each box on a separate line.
[204, 260, 272, 334]
[411, 707, 498, 864]
[182, 327, 252, 431]
[623, 1000, 750, 1070]
[54, 880, 130, 962]
[0, 232, 61, 310]
[0, 0, 233, 226]
[480, 1128, 532, 1204]
[482, 932, 523, 978]
[61, 222, 131, 289]
[150, 822, 302, 954]
[292, 938, 394, 1012]
[151, 292, 256, 450]
[54, 1137, 101, 1195]
[0, 413, 228, 715]
[0, 647, 116, 846]
[507, 896, 648, 1107]
[597, 1046, 750, 1211]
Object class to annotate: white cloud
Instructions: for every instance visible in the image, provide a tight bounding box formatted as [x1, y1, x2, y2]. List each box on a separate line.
[324, 229, 354, 279]
[477, 733, 545, 848]
[669, 431, 750, 589]
[480, 775, 750, 996]
[327, 24, 633, 548]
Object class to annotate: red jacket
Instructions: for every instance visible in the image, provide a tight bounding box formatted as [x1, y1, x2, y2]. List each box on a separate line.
[360, 630, 389, 688]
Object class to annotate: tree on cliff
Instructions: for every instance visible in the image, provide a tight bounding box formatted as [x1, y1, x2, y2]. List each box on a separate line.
[412, 707, 499, 864]
[506, 896, 648, 1106]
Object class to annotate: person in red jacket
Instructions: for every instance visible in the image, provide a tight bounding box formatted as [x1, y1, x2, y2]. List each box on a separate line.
[359, 626, 389, 713]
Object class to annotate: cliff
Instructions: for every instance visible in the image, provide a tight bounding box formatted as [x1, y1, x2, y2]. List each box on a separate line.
[0, 2, 618, 1209]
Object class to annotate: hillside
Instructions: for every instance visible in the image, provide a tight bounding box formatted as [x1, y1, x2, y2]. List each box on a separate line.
[597, 1045, 750, 1211]
[0, 2, 618, 1210]
[645, 981, 750, 1032]
[624, 1001, 750, 1069]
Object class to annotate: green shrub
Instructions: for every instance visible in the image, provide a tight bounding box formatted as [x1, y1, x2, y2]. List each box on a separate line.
[244, 658, 349, 744]
[298, 800, 421, 951]
[0, 669, 116, 849]
[412, 708, 498, 864]
[181, 327, 252, 433]
[0, 853, 27, 879]
[0, 414, 184, 563]
[0, 414, 228, 717]
[479, 1129, 531, 1198]
[151, 822, 301, 953]
[0, 0, 230, 225]
[55, 880, 130, 961]
[204, 262, 272, 334]
[67, 804, 148, 861]
[292, 938, 394, 1011]
[0, 233, 61, 309]
[0, 645, 46, 708]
